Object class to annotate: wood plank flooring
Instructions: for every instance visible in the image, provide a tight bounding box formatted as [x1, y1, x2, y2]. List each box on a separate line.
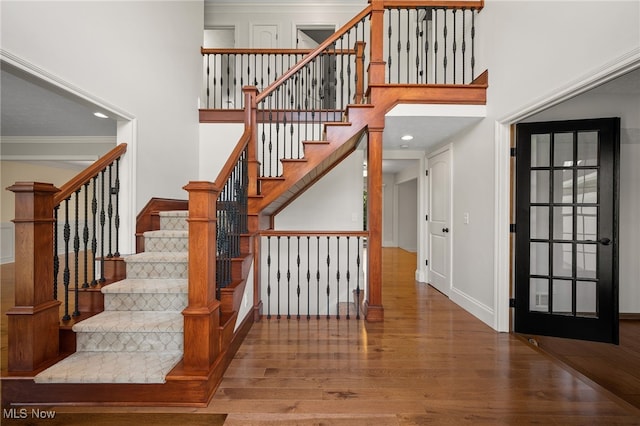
[2, 248, 640, 424]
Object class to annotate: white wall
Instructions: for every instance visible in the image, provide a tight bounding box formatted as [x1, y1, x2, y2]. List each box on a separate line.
[275, 151, 364, 231]
[204, 1, 365, 48]
[1, 1, 204, 212]
[397, 179, 418, 252]
[382, 173, 396, 246]
[524, 90, 640, 314]
[447, 0, 640, 328]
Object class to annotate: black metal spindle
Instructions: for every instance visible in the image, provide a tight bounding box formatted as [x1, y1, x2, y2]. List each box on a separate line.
[82, 183, 89, 288]
[453, 9, 457, 83]
[336, 236, 341, 319]
[91, 176, 98, 286]
[326, 236, 330, 319]
[416, 8, 421, 83]
[406, 8, 411, 83]
[62, 198, 71, 321]
[206, 54, 211, 108]
[462, 9, 466, 84]
[114, 157, 121, 257]
[213, 55, 217, 108]
[99, 169, 106, 283]
[346, 236, 351, 319]
[107, 163, 113, 258]
[471, 9, 476, 80]
[387, 10, 392, 83]
[276, 236, 281, 319]
[316, 236, 320, 319]
[296, 236, 301, 320]
[306, 236, 311, 319]
[286, 236, 291, 319]
[434, 9, 439, 83]
[73, 190, 80, 317]
[443, 8, 448, 84]
[53, 206, 59, 299]
[267, 236, 272, 319]
[397, 8, 401, 83]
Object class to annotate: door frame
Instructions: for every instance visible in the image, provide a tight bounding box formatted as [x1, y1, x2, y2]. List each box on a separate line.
[494, 52, 640, 333]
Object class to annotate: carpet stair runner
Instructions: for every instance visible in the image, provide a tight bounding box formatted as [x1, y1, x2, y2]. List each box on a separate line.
[35, 211, 189, 384]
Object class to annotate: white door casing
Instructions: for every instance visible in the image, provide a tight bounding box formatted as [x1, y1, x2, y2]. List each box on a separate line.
[427, 147, 452, 296]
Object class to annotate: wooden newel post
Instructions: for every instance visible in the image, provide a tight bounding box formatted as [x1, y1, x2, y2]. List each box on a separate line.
[182, 181, 221, 372]
[354, 41, 366, 104]
[7, 182, 62, 371]
[368, 0, 386, 85]
[244, 86, 260, 199]
[365, 129, 384, 322]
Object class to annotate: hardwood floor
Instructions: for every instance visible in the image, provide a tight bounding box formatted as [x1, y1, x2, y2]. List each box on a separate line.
[2, 249, 640, 424]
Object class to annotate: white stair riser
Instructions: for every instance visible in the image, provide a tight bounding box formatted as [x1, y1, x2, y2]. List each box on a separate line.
[76, 331, 183, 352]
[126, 261, 187, 279]
[104, 293, 187, 311]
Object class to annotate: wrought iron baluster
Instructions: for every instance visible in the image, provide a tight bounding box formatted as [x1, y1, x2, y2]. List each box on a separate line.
[107, 163, 113, 258]
[212, 55, 217, 108]
[240, 54, 244, 108]
[306, 236, 311, 320]
[286, 236, 291, 319]
[425, 8, 430, 84]
[268, 95, 273, 177]
[387, 9, 392, 83]
[471, 9, 476, 80]
[73, 190, 80, 316]
[297, 236, 301, 320]
[91, 176, 98, 286]
[206, 54, 211, 108]
[267, 236, 271, 319]
[356, 236, 361, 319]
[346, 32, 352, 106]
[99, 169, 106, 283]
[434, 9, 439, 83]
[443, 8, 448, 84]
[53, 206, 59, 300]
[453, 9, 457, 83]
[275, 88, 281, 174]
[462, 9, 467, 84]
[336, 236, 340, 319]
[82, 183, 90, 288]
[316, 236, 320, 319]
[397, 8, 402, 83]
[346, 236, 351, 319]
[406, 8, 411, 83]
[62, 198, 71, 321]
[114, 157, 121, 257]
[416, 8, 421, 83]
[326, 236, 330, 319]
[276, 236, 281, 319]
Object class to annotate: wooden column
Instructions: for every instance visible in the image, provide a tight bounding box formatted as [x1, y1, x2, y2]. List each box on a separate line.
[182, 182, 221, 372]
[366, 129, 384, 322]
[244, 86, 260, 199]
[7, 182, 61, 371]
[368, 0, 386, 85]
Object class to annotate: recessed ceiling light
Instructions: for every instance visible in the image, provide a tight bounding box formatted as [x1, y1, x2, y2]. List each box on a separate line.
[401, 134, 413, 141]
[94, 112, 109, 119]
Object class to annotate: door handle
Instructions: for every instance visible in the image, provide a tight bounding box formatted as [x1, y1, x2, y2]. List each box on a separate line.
[598, 237, 611, 246]
[442, 228, 449, 233]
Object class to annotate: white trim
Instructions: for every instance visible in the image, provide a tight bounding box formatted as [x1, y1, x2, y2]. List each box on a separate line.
[0, 136, 116, 145]
[292, 23, 338, 49]
[450, 286, 495, 329]
[387, 104, 487, 118]
[493, 122, 511, 332]
[1, 155, 99, 161]
[1, 49, 134, 122]
[494, 49, 640, 333]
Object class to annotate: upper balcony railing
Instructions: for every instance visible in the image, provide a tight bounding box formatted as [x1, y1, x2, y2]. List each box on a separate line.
[201, 1, 483, 112]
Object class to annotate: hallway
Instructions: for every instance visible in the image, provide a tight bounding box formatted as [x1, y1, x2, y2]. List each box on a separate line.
[2, 248, 640, 424]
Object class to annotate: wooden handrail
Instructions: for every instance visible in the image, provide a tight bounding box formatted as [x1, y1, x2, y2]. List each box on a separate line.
[256, 5, 374, 104]
[201, 48, 357, 56]
[381, 0, 484, 9]
[54, 143, 127, 205]
[261, 230, 369, 238]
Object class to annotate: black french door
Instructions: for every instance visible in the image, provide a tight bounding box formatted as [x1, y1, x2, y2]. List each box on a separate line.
[515, 118, 620, 344]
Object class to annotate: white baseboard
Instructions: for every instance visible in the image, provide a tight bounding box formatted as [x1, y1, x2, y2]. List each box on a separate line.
[0, 223, 15, 264]
[450, 286, 496, 330]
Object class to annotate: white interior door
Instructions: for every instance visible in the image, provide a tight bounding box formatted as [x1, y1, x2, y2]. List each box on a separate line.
[427, 148, 451, 296]
[252, 24, 278, 48]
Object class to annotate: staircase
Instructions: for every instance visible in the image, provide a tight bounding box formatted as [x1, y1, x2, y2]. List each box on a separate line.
[34, 211, 189, 385]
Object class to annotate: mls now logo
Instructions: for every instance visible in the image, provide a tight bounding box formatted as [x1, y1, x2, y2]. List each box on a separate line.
[3, 408, 56, 419]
